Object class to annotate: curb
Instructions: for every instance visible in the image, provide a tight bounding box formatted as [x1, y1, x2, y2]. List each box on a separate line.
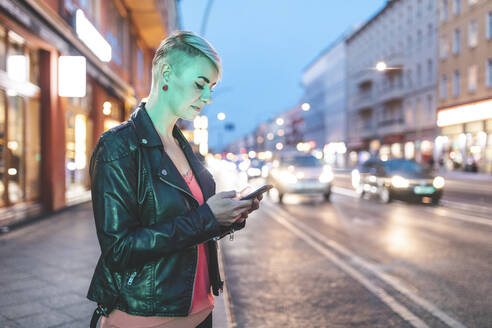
[215, 240, 235, 328]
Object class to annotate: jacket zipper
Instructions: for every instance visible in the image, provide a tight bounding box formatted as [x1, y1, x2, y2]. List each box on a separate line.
[158, 176, 199, 205]
[187, 246, 199, 314]
[127, 271, 137, 286]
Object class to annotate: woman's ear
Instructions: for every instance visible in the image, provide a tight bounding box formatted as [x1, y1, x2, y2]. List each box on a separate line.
[161, 63, 171, 83]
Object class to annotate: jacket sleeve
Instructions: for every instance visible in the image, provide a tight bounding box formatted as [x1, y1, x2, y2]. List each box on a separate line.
[90, 137, 222, 271]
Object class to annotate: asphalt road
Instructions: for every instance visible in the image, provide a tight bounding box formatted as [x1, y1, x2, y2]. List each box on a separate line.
[218, 173, 492, 328]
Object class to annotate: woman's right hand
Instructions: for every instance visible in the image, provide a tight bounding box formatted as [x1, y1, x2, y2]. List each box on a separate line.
[206, 191, 254, 226]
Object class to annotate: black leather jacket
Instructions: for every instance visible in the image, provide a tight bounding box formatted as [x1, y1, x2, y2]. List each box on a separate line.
[86, 103, 241, 317]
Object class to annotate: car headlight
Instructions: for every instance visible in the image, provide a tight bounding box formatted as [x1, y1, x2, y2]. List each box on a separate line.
[391, 175, 409, 188]
[279, 170, 298, 184]
[319, 171, 333, 183]
[433, 176, 445, 189]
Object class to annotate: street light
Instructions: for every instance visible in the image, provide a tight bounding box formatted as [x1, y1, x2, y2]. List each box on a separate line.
[376, 61, 387, 72]
[301, 102, 310, 111]
[217, 112, 226, 120]
[276, 118, 284, 126]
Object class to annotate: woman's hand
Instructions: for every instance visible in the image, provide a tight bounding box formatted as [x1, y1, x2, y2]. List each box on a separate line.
[234, 193, 263, 223]
[206, 191, 254, 226]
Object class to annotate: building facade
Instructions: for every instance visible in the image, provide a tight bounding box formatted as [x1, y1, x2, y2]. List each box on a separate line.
[0, 0, 178, 227]
[301, 35, 348, 168]
[346, 0, 438, 167]
[437, 0, 492, 173]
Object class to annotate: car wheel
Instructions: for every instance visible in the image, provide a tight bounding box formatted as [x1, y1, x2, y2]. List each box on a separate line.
[278, 193, 284, 204]
[431, 197, 440, 206]
[323, 191, 331, 202]
[380, 186, 391, 203]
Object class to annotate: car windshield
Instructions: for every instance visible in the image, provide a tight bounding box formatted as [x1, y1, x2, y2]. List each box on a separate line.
[383, 159, 424, 174]
[281, 155, 321, 167]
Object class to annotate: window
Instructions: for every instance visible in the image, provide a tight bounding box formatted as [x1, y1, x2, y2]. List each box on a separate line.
[440, 0, 448, 22]
[453, 0, 461, 15]
[487, 11, 492, 40]
[486, 59, 492, 87]
[427, 59, 433, 83]
[468, 65, 477, 92]
[453, 28, 461, 54]
[440, 75, 447, 99]
[428, 24, 433, 45]
[468, 0, 477, 5]
[468, 20, 478, 48]
[417, 63, 422, 86]
[440, 36, 449, 59]
[453, 70, 460, 96]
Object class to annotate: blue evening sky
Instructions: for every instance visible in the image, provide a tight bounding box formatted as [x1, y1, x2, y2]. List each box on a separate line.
[179, 0, 386, 151]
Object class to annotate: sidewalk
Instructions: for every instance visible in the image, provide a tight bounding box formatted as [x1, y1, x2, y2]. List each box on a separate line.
[0, 202, 230, 328]
[436, 169, 492, 182]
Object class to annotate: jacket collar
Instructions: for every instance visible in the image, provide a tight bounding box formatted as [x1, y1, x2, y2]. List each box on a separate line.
[130, 103, 215, 204]
[130, 102, 189, 150]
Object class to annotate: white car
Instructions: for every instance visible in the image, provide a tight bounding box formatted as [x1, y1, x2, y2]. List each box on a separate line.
[266, 152, 333, 203]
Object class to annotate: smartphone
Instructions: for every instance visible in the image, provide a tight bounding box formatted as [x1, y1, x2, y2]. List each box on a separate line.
[239, 185, 273, 200]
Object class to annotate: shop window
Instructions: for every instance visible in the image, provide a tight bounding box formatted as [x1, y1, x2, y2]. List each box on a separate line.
[25, 97, 41, 201]
[0, 90, 5, 206]
[0, 26, 6, 72]
[7, 95, 25, 204]
[0, 29, 41, 207]
[65, 83, 92, 196]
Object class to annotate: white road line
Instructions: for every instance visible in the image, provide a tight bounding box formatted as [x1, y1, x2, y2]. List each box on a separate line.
[332, 186, 492, 228]
[262, 201, 467, 328]
[261, 205, 430, 328]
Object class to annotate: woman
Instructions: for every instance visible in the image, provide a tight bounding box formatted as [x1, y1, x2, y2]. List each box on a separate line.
[87, 31, 262, 328]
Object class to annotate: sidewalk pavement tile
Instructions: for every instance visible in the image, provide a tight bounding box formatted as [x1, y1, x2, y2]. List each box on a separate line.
[0, 302, 51, 320]
[14, 311, 72, 328]
[60, 300, 95, 320]
[40, 294, 87, 309]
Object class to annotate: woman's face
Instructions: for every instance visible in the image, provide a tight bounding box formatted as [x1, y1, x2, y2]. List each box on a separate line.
[165, 55, 218, 121]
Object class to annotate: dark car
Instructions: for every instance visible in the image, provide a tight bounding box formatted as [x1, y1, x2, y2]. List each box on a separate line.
[351, 158, 445, 204]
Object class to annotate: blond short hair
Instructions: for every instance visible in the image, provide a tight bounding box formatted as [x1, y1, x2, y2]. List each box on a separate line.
[152, 31, 222, 86]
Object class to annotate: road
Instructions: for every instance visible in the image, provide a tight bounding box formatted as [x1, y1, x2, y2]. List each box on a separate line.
[212, 167, 492, 328]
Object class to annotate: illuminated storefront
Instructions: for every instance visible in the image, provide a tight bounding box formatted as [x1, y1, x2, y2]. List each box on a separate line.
[63, 83, 93, 200]
[437, 99, 492, 173]
[0, 26, 41, 208]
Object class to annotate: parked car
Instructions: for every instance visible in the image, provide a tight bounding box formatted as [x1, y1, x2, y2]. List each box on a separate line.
[266, 152, 333, 203]
[351, 158, 444, 204]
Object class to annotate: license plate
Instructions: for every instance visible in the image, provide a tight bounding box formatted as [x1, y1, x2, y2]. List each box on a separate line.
[300, 180, 320, 188]
[414, 186, 435, 194]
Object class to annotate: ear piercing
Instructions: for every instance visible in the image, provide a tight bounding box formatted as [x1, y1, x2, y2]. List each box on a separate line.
[162, 85, 168, 91]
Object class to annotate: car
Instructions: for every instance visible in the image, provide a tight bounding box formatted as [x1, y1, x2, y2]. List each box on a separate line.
[351, 158, 444, 204]
[246, 159, 266, 180]
[266, 152, 333, 203]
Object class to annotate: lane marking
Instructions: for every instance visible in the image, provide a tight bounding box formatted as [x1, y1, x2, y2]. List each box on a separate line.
[261, 204, 430, 328]
[332, 186, 492, 228]
[262, 201, 467, 328]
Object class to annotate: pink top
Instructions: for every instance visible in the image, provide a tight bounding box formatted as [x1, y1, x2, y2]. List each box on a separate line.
[101, 169, 214, 328]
